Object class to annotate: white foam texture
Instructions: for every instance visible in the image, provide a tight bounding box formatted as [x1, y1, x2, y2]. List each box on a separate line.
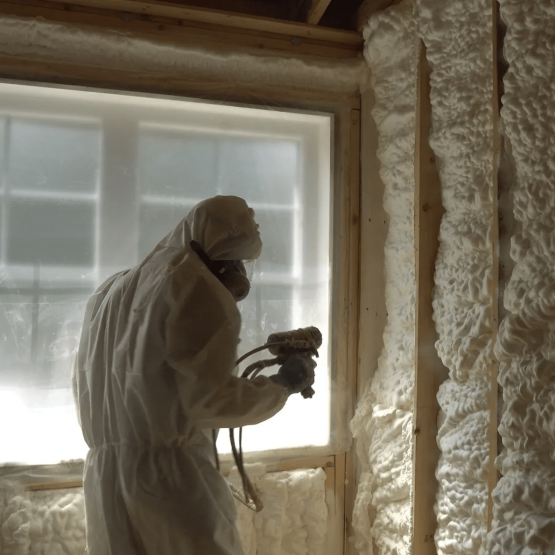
[416, 0, 496, 552]
[350, 1, 419, 553]
[0, 15, 366, 95]
[489, 0, 555, 552]
[0, 467, 327, 554]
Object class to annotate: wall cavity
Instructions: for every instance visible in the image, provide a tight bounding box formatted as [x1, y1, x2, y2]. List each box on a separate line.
[230, 466, 328, 555]
[415, 0, 495, 552]
[350, 1, 419, 553]
[0, 467, 327, 554]
[490, 0, 555, 552]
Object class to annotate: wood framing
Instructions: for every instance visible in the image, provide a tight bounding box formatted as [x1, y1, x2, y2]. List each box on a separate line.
[343, 107, 361, 554]
[487, 0, 501, 532]
[55, 0, 360, 43]
[5, 0, 362, 47]
[306, 0, 332, 25]
[412, 41, 445, 555]
[0, 0, 362, 61]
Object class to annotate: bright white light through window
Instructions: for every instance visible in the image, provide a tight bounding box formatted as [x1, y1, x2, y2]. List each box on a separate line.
[0, 82, 332, 465]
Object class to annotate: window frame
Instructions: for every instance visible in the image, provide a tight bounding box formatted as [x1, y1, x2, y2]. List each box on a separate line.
[0, 30, 361, 555]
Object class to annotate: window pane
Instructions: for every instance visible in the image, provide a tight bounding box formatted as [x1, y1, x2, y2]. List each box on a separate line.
[139, 131, 217, 198]
[255, 209, 294, 273]
[138, 202, 195, 259]
[36, 294, 89, 387]
[9, 120, 99, 193]
[0, 83, 332, 466]
[0, 118, 5, 191]
[7, 199, 95, 266]
[238, 284, 293, 351]
[0, 296, 33, 370]
[219, 139, 298, 205]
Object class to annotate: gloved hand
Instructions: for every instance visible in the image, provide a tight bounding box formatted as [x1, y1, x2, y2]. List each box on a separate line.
[269, 353, 316, 396]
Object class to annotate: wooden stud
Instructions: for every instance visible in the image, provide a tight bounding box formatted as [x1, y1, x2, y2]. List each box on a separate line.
[27, 480, 83, 491]
[357, 88, 388, 396]
[270, 456, 334, 473]
[412, 40, 446, 555]
[487, 0, 501, 532]
[334, 453, 347, 554]
[25, 0, 363, 46]
[343, 107, 361, 555]
[306, 0, 332, 25]
[323, 464, 339, 555]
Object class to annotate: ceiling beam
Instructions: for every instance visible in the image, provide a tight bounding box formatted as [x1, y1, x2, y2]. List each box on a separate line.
[41, 0, 362, 46]
[0, 0, 363, 63]
[306, 0, 332, 25]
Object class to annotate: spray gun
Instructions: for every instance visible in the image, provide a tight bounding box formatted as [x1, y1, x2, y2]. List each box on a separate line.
[221, 326, 322, 512]
[238, 326, 322, 397]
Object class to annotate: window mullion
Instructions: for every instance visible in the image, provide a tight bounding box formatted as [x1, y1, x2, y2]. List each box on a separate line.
[98, 116, 139, 275]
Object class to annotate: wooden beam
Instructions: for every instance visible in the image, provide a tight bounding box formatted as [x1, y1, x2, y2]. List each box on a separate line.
[323, 463, 339, 555]
[356, 0, 402, 32]
[306, 0, 332, 25]
[41, 0, 362, 46]
[344, 106, 361, 555]
[412, 40, 446, 555]
[0, 0, 362, 62]
[27, 480, 83, 491]
[487, 0, 501, 532]
[26, 456, 336, 491]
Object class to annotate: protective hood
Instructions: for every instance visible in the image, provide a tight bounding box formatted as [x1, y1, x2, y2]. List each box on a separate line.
[151, 195, 262, 265]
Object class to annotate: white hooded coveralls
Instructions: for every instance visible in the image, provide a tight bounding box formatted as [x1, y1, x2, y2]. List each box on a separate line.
[74, 196, 288, 555]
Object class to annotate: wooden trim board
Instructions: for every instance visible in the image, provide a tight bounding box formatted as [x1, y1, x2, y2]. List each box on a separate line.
[487, 0, 501, 531]
[412, 40, 446, 555]
[343, 107, 361, 554]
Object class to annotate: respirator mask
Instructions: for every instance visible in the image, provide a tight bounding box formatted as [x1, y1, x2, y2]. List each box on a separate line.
[190, 240, 251, 302]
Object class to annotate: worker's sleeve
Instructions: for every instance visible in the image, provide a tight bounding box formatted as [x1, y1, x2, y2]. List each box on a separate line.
[165, 270, 288, 429]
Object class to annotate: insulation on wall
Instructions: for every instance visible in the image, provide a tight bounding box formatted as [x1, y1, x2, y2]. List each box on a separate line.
[229, 466, 328, 555]
[0, 489, 86, 555]
[490, 0, 555, 552]
[0, 467, 327, 554]
[415, 0, 496, 552]
[0, 15, 366, 95]
[350, 1, 419, 553]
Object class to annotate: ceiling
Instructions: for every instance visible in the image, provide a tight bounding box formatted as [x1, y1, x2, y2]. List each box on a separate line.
[153, 0, 401, 31]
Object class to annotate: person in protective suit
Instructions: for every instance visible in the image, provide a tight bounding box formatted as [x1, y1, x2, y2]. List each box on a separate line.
[73, 195, 314, 555]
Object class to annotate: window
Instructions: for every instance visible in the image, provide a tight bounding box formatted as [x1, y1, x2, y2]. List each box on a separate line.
[0, 82, 332, 464]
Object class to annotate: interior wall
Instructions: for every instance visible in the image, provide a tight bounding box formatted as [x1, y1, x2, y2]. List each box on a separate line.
[416, 0, 496, 552]
[350, 1, 419, 553]
[355, 0, 555, 554]
[490, 0, 555, 552]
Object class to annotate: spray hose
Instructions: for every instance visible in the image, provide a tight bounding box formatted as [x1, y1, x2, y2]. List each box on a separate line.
[213, 326, 321, 512]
